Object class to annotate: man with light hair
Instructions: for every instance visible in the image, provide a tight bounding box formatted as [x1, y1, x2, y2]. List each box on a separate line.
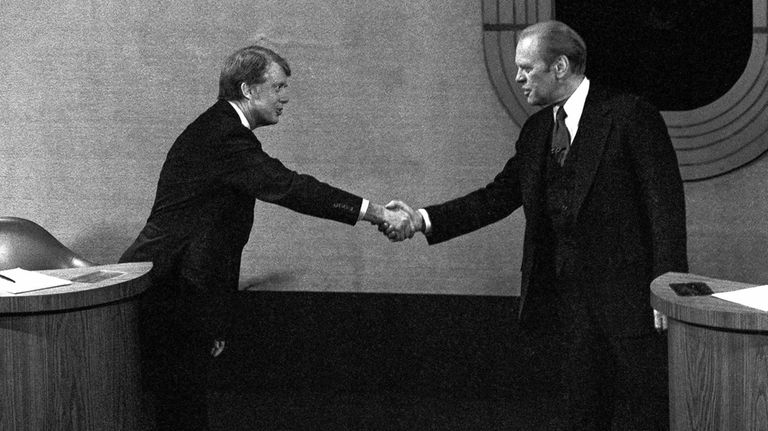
[121, 45, 414, 430]
[388, 21, 687, 430]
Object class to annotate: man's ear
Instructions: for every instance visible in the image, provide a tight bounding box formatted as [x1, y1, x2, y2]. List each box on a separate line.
[553, 55, 569, 78]
[240, 82, 258, 100]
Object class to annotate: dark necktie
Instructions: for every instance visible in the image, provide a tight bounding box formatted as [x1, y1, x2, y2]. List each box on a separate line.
[550, 104, 570, 167]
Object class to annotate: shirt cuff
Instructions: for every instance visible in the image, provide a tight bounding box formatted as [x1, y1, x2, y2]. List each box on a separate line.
[417, 208, 432, 234]
[358, 199, 370, 221]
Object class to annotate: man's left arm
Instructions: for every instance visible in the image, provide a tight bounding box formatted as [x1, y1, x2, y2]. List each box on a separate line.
[625, 98, 689, 331]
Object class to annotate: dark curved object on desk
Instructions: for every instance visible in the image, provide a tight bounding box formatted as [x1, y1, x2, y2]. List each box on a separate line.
[0, 216, 94, 270]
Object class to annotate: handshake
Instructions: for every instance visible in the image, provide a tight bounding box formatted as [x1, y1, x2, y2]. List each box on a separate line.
[366, 200, 424, 242]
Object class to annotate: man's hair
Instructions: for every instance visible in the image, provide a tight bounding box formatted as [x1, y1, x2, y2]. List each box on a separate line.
[217, 45, 291, 100]
[520, 20, 587, 75]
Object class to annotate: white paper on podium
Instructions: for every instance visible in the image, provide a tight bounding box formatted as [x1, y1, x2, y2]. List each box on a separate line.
[0, 268, 72, 294]
[712, 285, 768, 312]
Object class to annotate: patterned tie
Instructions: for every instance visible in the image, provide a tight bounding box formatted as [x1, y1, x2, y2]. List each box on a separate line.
[550, 104, 571, 167]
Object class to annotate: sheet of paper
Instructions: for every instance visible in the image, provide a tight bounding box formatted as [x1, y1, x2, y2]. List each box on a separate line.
[713, 285, 768, 312]
[0, 267, 73, 294]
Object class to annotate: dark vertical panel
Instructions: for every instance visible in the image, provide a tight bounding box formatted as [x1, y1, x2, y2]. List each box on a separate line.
[558, 0, 752, 110]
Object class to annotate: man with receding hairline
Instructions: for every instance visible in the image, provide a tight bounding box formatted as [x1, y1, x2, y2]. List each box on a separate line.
[387, 21, 687, 430]
[120, 45, 414, 430]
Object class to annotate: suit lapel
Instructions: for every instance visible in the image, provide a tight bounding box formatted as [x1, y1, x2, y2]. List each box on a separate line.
[567, 87, 612, 221]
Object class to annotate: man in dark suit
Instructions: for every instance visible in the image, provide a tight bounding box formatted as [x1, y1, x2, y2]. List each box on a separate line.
[119, 45, 413, 430]
[387, 21, 687, 430]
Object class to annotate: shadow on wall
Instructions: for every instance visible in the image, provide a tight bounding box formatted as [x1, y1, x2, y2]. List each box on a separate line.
[241, 271, 301, 291]
[69, 222, 142, 265]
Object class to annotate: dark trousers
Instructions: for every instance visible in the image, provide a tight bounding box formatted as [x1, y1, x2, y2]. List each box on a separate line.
[559, 294, 669, 431]
[522, 281, 669, 431]
[141, 306, 213, 431]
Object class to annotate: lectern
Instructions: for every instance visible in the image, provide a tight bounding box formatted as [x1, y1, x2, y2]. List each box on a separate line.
[0, 263, 151, 431]
[651, 272, 768, 431]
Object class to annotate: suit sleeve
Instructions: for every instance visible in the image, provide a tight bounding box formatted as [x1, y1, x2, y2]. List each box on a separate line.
[424, 151, 524, 245]
[625, 97, 688, 277]
[220, 131, 363, 225]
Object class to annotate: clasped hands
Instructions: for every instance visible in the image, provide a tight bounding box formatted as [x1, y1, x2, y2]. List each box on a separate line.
[367, 200, 423, 242]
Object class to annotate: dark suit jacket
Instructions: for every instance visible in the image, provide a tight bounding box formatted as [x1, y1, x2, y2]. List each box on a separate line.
[120, 100, 362, 337]
[425, 84, 688, 337]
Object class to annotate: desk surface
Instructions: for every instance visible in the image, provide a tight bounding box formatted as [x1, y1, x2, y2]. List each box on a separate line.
[651, 272, 768, 331]
[0, 262, 151, 314]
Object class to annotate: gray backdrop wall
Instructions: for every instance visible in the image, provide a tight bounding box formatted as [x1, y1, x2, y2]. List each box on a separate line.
[1, 0, 766, 295]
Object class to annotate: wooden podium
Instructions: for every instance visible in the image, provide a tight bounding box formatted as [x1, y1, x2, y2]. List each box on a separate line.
[651, 272, 768, 431]
[0, 263, 151, 431]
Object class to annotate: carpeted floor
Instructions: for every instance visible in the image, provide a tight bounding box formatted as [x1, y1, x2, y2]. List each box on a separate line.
[141, 375, 565, 430]
[206, 388, 564, 431]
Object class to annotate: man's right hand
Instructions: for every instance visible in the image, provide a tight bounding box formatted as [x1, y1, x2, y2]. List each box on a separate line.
[382, 200, 423, 242]
[363, 202, 415, 241]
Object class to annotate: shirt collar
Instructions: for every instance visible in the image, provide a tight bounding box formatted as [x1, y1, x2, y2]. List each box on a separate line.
[227, 100, 251, 130]
[560, 76, 589, 125]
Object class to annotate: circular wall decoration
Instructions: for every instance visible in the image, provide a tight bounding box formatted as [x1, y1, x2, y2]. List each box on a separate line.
[482, 0, 768, 181]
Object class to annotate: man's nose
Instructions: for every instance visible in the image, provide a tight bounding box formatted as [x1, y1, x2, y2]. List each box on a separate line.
[515, 68, 524, 83]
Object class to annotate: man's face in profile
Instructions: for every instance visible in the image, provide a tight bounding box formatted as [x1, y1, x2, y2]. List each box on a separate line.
[245, 62, 290, 128]
[514, 36, 559, 107]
